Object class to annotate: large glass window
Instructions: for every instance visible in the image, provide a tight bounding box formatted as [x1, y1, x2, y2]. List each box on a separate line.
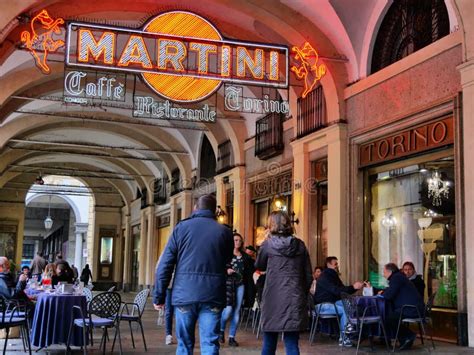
[367, 155, 456, 309]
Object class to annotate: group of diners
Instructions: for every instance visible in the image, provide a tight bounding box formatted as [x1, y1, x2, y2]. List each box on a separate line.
[311, 257, 426, 351]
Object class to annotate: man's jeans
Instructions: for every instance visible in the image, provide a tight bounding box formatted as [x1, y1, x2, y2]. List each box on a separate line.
[220, 284, 244, 337]
[262, 331, 300, 355]
[175, 303, 222, 355]
[316, 300, 347, 337]
[165, 289, 174, 336]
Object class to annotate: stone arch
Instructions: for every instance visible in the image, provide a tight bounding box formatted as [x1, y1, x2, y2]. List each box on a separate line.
[26, 193, 82, 224]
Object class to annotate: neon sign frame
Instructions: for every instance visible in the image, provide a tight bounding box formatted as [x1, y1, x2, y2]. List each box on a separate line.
[66, 21, 289, 89]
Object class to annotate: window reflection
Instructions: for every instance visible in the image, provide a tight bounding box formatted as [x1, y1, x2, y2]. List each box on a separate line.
[100, 237, 113, 264]
[368, 157, 456, 309]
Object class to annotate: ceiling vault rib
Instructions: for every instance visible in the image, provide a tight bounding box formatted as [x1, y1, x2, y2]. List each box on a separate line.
[6, 145, 163, 162]
[2, 186, 121, 195]
[10, 139, 188, 155]
[6, 170, 137, 181]
[8, 164, 156, 178]
[13, 109, 209, 131]
[6, 182, 115, 190]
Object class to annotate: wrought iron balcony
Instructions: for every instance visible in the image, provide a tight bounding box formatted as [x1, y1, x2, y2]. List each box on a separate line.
[170, 168, 182, 196]
[255, 112, 284, 160]
[296, 85, 327, 139]
[217, 140, 234, 174]
[153, 177, 168, 205]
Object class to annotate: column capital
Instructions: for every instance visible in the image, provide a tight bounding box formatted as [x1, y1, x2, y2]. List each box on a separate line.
[74, 222, 88, 234]
[458, 60, 474, 88]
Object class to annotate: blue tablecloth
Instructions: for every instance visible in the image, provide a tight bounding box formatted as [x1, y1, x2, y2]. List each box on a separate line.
[355, 296, 387, 337]
[31, 293, 87, 348]
[356, 296, 386, 319]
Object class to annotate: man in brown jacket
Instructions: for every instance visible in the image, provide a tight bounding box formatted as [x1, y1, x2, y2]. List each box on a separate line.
[30, 252, 47, 281]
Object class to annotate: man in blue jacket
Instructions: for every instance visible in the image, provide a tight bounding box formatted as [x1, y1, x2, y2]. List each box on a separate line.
[153, 194, 234, 355]
[379, 263, 425, 351]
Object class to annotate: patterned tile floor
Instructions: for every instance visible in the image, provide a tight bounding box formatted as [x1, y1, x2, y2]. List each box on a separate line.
[3, 292, 474, 354]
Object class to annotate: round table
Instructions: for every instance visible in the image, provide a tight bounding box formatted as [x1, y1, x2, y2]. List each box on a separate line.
[31, 293, 87, 348]
[355, 295, 387, 338]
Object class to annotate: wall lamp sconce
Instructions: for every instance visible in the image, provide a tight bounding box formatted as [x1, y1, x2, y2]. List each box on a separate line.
[290, 211, 299, 225]
[216, 205, 226, 224]
[273, 195, 287, 211]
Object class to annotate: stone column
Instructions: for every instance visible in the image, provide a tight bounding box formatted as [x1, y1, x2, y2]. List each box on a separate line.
[459, 59, 474, 346]
[74, 223, 88, 272]
[291, 140, 310, 245]
[326, 125, 348, 277]
[182, 190, 193, 218]
[215, 174, 226, 215]
[138, 210, 147, 288]
[145, 205, 156, 287]
[122, 214, 131, 291]
[231, 166, 246, 236]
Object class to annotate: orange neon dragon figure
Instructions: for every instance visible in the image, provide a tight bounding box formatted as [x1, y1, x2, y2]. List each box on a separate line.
[291, 42, 326, 98]
[21, 10, 65, 74]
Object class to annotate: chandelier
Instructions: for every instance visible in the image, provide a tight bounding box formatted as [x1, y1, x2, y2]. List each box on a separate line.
[427, 171, 450, 206]
[381, 209, 396, 229]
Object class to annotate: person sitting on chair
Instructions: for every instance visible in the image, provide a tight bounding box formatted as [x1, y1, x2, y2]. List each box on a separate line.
[402, 261, 425, 298]
[313, 257, 364, 347]
[379, 263, 424, 351]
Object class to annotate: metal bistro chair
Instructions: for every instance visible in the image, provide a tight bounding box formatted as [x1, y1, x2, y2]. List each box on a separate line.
[392, 292, 437, 352]
[340, 293, 389, 354]
[66, 291, 123, 355]
[113, 288, 150, 351]
[0, 297, 32, 355]
[83, 287, 93, 304]
[309, 302, 340, 345]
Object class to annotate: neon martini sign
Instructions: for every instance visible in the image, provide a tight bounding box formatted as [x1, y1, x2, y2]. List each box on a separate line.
[66, 11, 288, 103]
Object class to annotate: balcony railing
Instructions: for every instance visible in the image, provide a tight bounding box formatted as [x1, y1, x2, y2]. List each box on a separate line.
[217, 140, 234, 174]
[153, 177, 168, 205]
[296, 85, 327, 139]
[170, 168, 182, 196]
[255, 112, 284, 160]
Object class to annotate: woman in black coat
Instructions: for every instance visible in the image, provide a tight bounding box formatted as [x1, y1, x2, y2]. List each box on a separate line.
[219, 233, 255, 346]
[255, 211, 312, 355]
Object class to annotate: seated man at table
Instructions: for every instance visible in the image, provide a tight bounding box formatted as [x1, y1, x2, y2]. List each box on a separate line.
[402, 261, 425, 299]
[313, 256, 364, 347]
[0, 256, 28, 301]
[379, 263, 424, 351]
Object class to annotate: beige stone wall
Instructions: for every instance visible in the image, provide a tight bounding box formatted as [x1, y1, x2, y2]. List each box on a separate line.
[346, 35, 462, 133]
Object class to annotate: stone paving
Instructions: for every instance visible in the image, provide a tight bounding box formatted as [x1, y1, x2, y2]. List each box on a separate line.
[3, 292, 474, 354]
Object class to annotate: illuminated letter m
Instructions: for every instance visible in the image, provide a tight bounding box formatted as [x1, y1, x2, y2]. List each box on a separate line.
[78, 30, 115, 64]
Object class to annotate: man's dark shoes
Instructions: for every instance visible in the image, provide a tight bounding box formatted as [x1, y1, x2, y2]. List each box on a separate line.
[398, 334, 416, 351]
[228, 337, 239, 347]
[219, 331, 225, 344]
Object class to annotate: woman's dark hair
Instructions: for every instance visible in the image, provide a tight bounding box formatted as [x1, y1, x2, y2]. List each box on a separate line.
[325, 256, 338, 267]
[402, 261, 415, 270]
[233, 232, 245, 253]
[314, 266, 323, 273]
[384, 262, 399, 273]
[267, 211, 293, 236]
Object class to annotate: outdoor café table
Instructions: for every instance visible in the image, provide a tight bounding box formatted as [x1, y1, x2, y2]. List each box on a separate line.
[31, 292, 88, 348]
[355, 295, 387, 338]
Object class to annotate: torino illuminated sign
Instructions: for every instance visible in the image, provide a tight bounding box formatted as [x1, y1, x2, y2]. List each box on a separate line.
[66, 11, 288, 103]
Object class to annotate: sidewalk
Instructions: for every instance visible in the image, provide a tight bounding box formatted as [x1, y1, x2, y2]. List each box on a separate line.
[4, 292, 474, 354]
